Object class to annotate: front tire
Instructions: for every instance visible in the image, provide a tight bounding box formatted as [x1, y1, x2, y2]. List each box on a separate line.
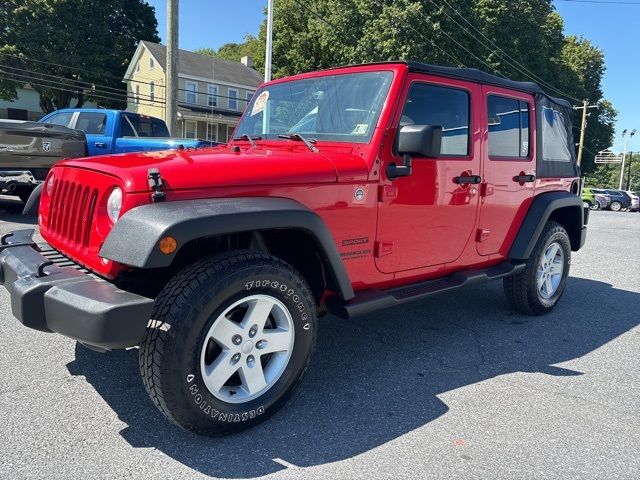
[503, 221, 571, 315]
[139, 250, 317, 436]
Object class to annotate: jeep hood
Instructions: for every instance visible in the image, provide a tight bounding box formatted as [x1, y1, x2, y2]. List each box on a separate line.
[57, 146, 352, 192]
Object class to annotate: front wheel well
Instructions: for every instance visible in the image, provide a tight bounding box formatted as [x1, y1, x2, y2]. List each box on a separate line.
[118, 229, 333, 307]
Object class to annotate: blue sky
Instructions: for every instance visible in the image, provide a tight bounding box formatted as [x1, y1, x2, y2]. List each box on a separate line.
[148, 0, 639, 152]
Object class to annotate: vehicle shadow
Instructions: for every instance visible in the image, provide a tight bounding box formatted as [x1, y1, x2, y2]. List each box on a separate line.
[67, 277, 640, 478]
[0, 196, 35, 224]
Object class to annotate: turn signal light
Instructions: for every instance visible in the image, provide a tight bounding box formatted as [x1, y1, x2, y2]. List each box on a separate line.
[159, 236, 177, 255]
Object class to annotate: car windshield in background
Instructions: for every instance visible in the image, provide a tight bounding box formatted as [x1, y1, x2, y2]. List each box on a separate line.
[233, 71, 393, 143]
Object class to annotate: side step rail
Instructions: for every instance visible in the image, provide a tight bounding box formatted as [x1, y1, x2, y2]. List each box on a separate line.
[328, 261, 524, 319]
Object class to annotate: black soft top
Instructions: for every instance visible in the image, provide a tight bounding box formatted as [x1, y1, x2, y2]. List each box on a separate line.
[406, 62, 571, 108]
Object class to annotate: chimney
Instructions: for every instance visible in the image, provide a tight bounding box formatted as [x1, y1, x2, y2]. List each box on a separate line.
[241, 56, 254, 69]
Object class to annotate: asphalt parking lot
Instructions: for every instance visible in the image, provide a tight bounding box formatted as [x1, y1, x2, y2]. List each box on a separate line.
[1, 196, 639, 480]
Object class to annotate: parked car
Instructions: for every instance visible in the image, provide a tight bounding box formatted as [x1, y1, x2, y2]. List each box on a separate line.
[582, 187, 599, 210]
[624, 191, 639, 212]
[602, 189, 634, 212]
[593, 193, 611, 210]
[0, 120, 86, 202]
[0, 61, 587, 436]
[39, 109, 218, 156]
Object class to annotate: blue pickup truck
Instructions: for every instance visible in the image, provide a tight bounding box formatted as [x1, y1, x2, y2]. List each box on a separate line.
[39, 109, 217, 156]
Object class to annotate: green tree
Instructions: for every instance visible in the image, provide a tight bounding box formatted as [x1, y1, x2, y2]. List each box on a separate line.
[0, 0, 160, 112]
[587, 153, 640, 192]
[227, 0, 615, 172]
[196, 34, 265, 72]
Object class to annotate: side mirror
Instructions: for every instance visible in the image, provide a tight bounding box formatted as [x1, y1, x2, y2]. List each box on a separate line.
[388, 125, 443, 180]
[397, 124, 443, 158]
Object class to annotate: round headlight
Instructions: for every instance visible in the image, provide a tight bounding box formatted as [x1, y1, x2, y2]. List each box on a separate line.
[46, 174, 55, 196]
[106, 187, 122, 223]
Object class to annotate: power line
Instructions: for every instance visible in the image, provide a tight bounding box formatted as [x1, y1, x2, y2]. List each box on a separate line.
[350, 0, 466, 66]
[0, 74, 162, 107]
[558, 0, 640, 4]
[431, 0, 582, 102]
[0, 51, 160, 88]
[0, 63, 157, 102]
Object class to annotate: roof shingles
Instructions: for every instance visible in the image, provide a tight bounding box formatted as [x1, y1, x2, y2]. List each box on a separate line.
[140, 40, 263, 88]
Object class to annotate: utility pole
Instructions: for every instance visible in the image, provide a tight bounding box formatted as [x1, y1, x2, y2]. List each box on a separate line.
[264, 0, 274, 82]
[619, 129, 636, 190]
[626, 151, 633, 191]
[166, 0, 179, 136]
[574, 100, 599, 167]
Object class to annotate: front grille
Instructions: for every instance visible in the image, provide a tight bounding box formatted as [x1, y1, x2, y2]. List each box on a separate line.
[47, 179, 99, 248]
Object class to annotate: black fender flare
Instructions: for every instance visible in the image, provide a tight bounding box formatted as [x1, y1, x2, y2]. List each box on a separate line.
[99, 197, 355, 300]
[22, 182, 43, 216]
[509, 191, 586, 260]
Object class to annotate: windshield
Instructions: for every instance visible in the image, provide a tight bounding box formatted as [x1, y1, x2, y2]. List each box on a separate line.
[234, 71, 393, 143]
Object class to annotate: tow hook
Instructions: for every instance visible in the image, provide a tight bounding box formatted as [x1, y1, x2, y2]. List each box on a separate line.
[147, 168, 166, 202]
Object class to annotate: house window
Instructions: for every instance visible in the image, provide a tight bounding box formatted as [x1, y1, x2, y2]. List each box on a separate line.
[135, 62, 140, 73]
[184, 120, 197, 139]
[207, 85, 218, 107]
[134, 84, 140, 104]
[206, 123, 217, 141]
[487, 95, 530, 158]
[149, 81, 155, 102]
[228, 89, 238, 110]
[185, 81, 197, 104]
[149, 57, 155, 69]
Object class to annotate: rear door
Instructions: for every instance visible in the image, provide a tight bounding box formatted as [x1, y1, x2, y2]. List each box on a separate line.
[375, 74, 482, 273]
[476, 87, 535, 256]
[75, 112, 109, 156]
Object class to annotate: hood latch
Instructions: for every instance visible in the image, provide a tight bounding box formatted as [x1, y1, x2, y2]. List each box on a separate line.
[147, 168, 166, 202]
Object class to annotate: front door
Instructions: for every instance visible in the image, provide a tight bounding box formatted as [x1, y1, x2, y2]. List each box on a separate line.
[476, 87, 536, 256]
[75, 111, 110, 156]
[375, 75, 482, 274]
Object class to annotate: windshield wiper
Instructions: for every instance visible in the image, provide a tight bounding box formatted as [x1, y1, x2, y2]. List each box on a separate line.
[232, 134, 261, 148]
[277, 133, 319, 153]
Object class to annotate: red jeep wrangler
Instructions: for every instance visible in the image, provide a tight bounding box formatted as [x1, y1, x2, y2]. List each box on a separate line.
[0, 62, 586, 435]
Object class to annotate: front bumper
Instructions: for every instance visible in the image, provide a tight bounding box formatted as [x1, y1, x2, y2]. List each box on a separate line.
[0, 229, 154, 350]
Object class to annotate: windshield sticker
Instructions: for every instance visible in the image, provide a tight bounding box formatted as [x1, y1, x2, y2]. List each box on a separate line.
[353, 124, 369, 135]
[251, 91, 269, 116]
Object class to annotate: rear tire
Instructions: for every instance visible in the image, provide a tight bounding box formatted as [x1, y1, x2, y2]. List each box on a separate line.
[139, 250, 317, 436]
[609, 201, 622, 212]
[504, 221, 571, 315]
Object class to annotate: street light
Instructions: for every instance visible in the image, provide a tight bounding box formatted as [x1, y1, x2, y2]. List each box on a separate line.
[619, 129, 636, 190]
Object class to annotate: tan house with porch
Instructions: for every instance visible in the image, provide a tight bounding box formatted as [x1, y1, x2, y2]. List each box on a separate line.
[123, 41, 262, 143]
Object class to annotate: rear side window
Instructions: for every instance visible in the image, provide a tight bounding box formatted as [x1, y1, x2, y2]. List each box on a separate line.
[487, 95, 530, 158]
[152, 119, 170, 137]
[120, 116, 136, 137]
[136, 117, 153, 137]
[76, 112, 107, 134]
[44, 111, 74, 128]
[400, 83, 469, 156]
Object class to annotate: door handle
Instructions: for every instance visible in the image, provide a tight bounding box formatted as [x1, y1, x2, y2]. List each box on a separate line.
[453, 174, 482, 185]
[513, 174, 536, 183]
[95, 142, 107, 148]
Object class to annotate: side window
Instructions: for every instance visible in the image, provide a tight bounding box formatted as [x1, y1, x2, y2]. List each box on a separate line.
[44, 111, 74, 128]
[400, 83, 469, 156]
[76, 112, 107, 134]
[137, 117, 153, 137]
[487, 95, 530, 158]
[152, 119, 170, 137]
[120, 116, 137, 137]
